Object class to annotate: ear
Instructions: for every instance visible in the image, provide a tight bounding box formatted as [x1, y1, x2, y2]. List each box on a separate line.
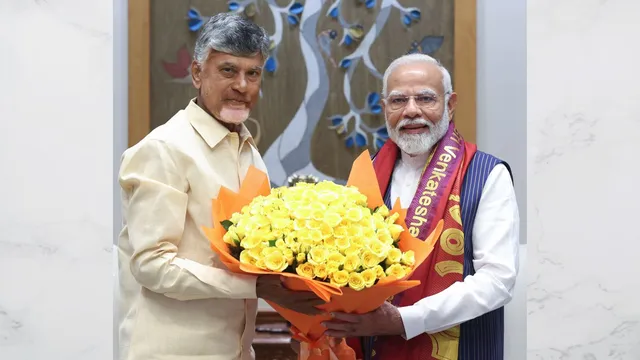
[191, 60, 202, 89]
[446, 92, 458, 119]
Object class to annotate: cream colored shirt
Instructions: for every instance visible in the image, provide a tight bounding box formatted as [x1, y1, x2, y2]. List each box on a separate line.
[116, 99, 268, 360]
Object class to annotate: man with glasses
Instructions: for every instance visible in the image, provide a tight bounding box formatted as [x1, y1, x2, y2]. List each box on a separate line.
[321, 54, 520, 360]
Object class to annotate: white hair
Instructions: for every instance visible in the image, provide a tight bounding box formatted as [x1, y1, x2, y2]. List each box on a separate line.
[382, 53, 453, 97]
[193, 13, 270, 65]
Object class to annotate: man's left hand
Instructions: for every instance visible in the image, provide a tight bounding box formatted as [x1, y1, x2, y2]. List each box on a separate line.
[322, 301, 406, 338]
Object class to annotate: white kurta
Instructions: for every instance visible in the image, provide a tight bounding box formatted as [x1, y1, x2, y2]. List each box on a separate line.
[389, 151, 520, 340]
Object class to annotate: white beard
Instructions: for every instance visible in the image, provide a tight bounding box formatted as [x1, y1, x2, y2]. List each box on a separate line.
[386, 108, 450, 155]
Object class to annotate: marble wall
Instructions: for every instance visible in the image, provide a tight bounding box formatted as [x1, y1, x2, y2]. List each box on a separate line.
[527, 0, 640, 358]
[2, 0, 640, 359]
[0, 0, 114, 359]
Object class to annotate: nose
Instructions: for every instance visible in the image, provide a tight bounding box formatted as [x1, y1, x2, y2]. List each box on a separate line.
[231, 74, 248, 92]
[402, 97, 420, 118]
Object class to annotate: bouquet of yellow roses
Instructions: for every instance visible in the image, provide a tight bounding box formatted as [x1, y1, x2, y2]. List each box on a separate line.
[204, 151, 442, 359]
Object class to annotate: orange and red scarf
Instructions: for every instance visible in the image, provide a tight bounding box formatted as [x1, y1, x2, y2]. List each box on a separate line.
[351, 122, 476, 360]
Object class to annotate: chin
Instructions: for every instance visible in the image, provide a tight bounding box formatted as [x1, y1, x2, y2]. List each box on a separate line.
[219, 107, 250, 124]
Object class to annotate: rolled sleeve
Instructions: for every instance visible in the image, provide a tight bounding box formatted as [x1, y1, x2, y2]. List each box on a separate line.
[119, 139, 257, 301]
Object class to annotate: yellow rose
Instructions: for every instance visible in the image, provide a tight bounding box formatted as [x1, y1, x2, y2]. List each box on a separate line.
[234, 224, 247, 238]
[330, 270, 349, 287]
[401, 250, 416, 266]
[293, 206, 313, 220]
[362, 228, 376, 238]
[386, 212, 400, 224]
[310, 202, 327, 212]
[327, 252, 345, 266]
[326, 262, 340, 274]
[361, 268, 377, 288]
[250, 227, 272, 242]
[239, 250, 254, 265]
[385, 248, 403, 265]
[251, 214, 271, 228]
[308, 246, 328, 265]
[373, 265, 386, 279]
[313, 264, 328, 279]
[368, 240, 390, 258]
[348, 272, 366, 291]
[293, 219, 306, 231]
[289, 242, 301, 254]
[362, 250, 382, 269]
[350, 236, 365, 248]
[374, 205, 390, 217]
[255, 258, 267, 270]
[323, 211, 342, 228]
[388, 224, 404, 241]
[223, 230, 239, 246]
[324, 236, 337, 248]
[264, 250, 288, 272]
[270, 216, 291, 230]
[299, 243, 312, 254]
[377, 229, 394, 245]
[297, 229, 311, 242]
[344, 207, 364, 222]
[319, 223, 334, 239]
[333, 226, 348, 238]
[343, 254, 361, 272]
[240, 235, 261, 249]
[283, 249, 295, 265]
[296, 263, 315, 279]
[296, 252, 306, 263]
[230, 212, 242, 224]
[248, 247, 263, 261]
[335, 236, 350, 251]
[385, 263, 407, 279]
[344, 246, 361, 257]
[275, 239, 287, 249]
[261, 247, 279, 257]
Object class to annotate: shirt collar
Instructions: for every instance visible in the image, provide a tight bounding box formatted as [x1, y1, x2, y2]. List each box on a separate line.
[186, 98, 256, 148]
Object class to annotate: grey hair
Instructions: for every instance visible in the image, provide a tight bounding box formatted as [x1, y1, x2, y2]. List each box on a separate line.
[193, 13, 270, 65]
[382, 54, 453, 97]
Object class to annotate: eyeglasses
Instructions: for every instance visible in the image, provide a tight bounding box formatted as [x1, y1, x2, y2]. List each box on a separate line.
[384, 92, 449, 111]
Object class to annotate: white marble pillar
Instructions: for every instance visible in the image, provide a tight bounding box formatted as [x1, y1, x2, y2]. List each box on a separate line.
[0, 0, 113, 359]
[528, 0, 640, 358]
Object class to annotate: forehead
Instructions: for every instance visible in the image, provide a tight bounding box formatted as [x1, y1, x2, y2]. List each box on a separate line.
[386, 62, 444, 94]
[207, 50, 264, 68]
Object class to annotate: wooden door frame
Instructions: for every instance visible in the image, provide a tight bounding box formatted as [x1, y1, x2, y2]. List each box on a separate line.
[127, 0, 476, 147]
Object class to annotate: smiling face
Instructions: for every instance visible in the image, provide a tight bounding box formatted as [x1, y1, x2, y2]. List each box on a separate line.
[382, 61, 457, 155]
[191, 50, 263, 125]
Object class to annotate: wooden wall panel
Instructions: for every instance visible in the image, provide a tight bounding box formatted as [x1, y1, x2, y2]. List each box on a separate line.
[129, 0, 477, 181]
[127, 0, 150, 147]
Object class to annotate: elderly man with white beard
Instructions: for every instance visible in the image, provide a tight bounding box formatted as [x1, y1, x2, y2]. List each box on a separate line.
[321, 54, 521, 360]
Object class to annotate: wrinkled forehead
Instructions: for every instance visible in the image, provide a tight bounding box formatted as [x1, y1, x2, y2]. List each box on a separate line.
[207, 50, 264, 69]
[386, 62, 444, 95]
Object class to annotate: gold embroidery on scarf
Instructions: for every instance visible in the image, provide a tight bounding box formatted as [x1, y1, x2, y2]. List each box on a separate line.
[435, 260, 464, 277]
[439, 228, 464, 256]
[448, 205, 462, 225]
[428, 326, 460, 360]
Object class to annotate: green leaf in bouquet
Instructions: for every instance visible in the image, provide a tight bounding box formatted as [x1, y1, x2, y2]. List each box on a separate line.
[220, 220, 234, 231]
[268, 239, 277, 247]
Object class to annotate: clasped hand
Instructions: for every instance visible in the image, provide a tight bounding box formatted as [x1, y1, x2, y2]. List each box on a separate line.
[256, 275, 325, 315]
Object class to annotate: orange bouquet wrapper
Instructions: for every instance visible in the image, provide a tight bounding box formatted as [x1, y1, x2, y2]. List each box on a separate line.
[203, 150, 443, 359]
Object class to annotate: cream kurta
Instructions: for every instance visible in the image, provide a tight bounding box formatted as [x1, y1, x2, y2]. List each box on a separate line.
[117, 99, 268, 360]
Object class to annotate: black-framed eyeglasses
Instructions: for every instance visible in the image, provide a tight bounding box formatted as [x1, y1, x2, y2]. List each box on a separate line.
[384, 92, 450, 111]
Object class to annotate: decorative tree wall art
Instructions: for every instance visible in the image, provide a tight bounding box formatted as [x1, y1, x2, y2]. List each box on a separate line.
[143, 0, 463, 186]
